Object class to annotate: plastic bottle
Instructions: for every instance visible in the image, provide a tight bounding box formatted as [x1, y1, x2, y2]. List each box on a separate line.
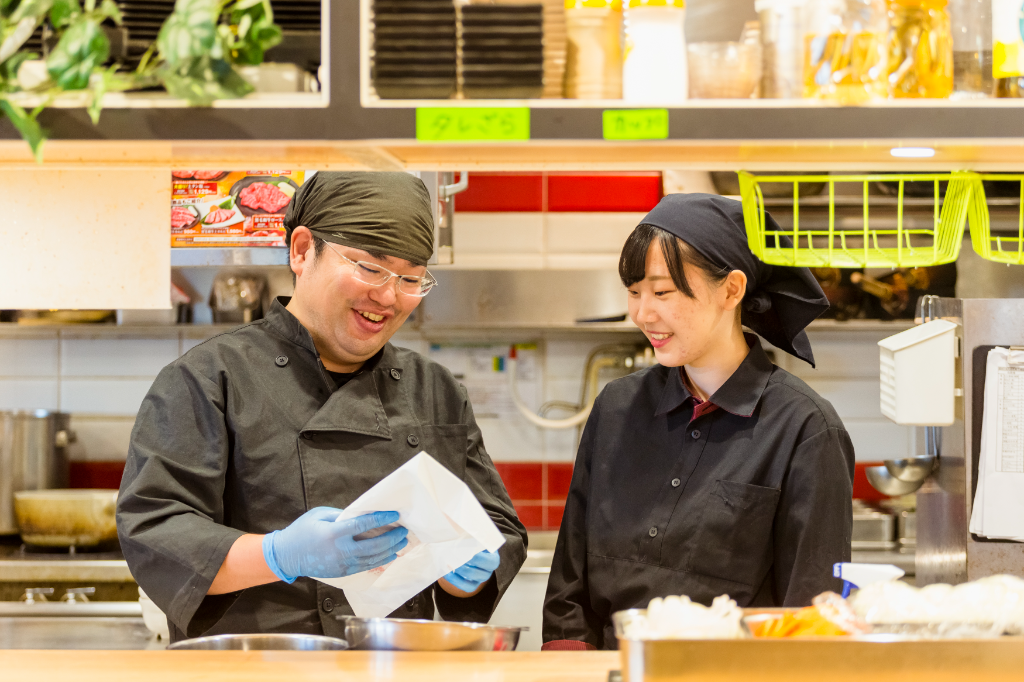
[564, 0, 624, 99]
[622, 0, 688, 103]
[948, 0, 993, 97]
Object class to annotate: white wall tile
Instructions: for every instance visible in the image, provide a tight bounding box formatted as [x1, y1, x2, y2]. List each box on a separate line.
[0, 337, 59, 377]
[67, 417, 135, 461]
[544, 339, 593, 381]
[796, 335, 885, 379]
[62, 338, 178, 377]
[0, 379, 59, 411]
[799, 379, 883, 420]
[544, 429, 581, 463]
[845, 420, 913, 461]
[478, 418, 544, 461]
[60, 379, 154, 416]
[546, 213, 646, 254]
[454, 212, 545, 254]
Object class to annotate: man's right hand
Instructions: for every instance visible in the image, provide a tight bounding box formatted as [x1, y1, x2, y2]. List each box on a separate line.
[262, 507, 409, 583]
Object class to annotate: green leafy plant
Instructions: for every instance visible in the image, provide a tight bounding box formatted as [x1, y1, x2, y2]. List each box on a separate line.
[0, 0, 282, 159]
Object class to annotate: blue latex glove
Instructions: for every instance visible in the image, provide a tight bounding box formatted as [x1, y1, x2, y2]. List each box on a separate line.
[443, 550, 500, 594]
[263, 507, 408, 583]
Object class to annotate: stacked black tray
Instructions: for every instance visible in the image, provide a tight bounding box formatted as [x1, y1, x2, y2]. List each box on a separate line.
[372, 0, 457, 99]
[460, 4, 543, 99]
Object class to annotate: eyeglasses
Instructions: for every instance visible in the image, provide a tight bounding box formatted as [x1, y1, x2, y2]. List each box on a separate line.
[325, 242, 437, 297]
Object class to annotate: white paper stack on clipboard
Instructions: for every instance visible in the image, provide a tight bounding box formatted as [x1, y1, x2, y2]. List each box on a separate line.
[969, 347, 1024, 541]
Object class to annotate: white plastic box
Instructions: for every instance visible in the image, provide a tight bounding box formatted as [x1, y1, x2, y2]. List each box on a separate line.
[878, 319, 958, 426]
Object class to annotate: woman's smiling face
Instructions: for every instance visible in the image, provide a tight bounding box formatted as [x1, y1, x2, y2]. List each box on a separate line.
[627, 240, 745, 369]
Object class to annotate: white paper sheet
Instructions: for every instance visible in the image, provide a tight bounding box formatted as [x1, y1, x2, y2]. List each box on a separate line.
[969, 347, 1024, 541]
[315, 452, 505, 618]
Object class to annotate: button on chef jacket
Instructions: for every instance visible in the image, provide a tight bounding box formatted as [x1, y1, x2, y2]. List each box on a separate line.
[542, 335, 854, 650]
[117, 298, 527, 642]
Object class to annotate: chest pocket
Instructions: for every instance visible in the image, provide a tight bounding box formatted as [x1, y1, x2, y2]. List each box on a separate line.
[686, 480, 780, 587]
[419, 424, 469, 479]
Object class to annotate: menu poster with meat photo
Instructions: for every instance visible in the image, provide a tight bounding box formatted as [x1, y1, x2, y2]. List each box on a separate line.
[170, 170, 306, 247]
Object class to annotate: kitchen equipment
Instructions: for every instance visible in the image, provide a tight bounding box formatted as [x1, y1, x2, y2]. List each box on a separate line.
[13, 490, 117, 547]
[687, 41, 761, 98]
[738, 171, 973, 268]
[992, 0, 1024, 91]
[886, 456, 938, 483]
[898, 509, 917, 547]
[0, 411, 72, 535]
[948, 0, 993, 97]
[461, 4, 545, 99]
[852, 502, 898, 550]
[210, 274, 266, 324]
[887, 0, 954, 98]
[340, 616, 525, 651]
[622, 0, 687, 103]
[968, 174, 1024, 264]
[168, 633, 349, 650]
[371, 0, 457, 99]
[564, 0, 623, 99]
[803, 0, 889, 103]
[878, 318, 958, 425]
[866, 465, 924, 495]
[757, 0, 806, 98]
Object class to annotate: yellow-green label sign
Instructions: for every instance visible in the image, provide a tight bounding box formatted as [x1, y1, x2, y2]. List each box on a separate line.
[602, 109, 669, 140]
[416, 107, 530, 141]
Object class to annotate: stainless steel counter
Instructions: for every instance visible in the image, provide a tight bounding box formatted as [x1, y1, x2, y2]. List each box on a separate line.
[0, 617, 164, 649]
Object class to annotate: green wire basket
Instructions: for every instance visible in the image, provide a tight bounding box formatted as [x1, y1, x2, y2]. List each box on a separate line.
[968, 175, 1024, 265]
[738, 171, 975, 268]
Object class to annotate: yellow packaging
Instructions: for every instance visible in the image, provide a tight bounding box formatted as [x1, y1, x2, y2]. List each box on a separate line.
[992, 0, 1024, 78]
[170, 170, 305, 248]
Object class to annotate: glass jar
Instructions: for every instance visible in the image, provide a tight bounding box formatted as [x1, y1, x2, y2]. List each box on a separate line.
[758, 0, 807, 98]
[887, 0, 954, 97]
[803, 0, 890, 103]
[948, 0, 993, 97]
[564, 0, 623, 99]
[623, 0, 687, 103]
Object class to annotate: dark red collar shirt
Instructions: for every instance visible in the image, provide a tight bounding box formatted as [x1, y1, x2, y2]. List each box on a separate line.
[542, 336, 854, 650]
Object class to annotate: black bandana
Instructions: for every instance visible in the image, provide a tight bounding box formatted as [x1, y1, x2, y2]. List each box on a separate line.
[284, 171, 434, 265]
[639, 193, 829, 366]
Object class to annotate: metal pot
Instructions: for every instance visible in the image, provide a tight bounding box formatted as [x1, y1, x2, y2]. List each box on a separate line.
[168, 634, 349, 651]
[0, 410, 72, 534]
[13, 489, 117, 547]
[340, 616, 525, 651]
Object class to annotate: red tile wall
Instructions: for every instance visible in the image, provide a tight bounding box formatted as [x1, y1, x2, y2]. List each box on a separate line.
[454, 172, 663, 214]
[494, 461, 574, 531]
[495, 460, 891, 531]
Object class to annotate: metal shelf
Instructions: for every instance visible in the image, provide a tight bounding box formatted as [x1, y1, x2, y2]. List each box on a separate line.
[170, 248, 290, 267]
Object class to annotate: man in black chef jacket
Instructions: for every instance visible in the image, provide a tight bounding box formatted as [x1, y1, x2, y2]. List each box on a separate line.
[117, 172, 527, 642]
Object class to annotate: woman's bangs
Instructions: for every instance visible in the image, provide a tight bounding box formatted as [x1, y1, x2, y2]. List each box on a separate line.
[619, 224, 657, 287]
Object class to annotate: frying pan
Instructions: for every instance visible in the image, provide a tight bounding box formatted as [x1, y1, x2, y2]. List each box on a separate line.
[14, 489, 118, 547]
[228, 176, 300, 217]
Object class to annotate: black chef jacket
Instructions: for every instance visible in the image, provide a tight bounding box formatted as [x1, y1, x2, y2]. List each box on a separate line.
[543, 336, 854, 650]
[117, 298, 527, 642]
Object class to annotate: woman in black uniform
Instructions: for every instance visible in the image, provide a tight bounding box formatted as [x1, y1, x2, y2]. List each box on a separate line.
[542, 194, 855, 651]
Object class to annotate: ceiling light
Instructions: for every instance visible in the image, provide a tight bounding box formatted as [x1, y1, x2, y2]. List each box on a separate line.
[890, 147, 936, 159]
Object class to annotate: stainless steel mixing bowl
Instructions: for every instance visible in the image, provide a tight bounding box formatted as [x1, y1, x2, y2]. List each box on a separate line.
[340, 616, 525, 651]
[168, 633, 349, 651]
